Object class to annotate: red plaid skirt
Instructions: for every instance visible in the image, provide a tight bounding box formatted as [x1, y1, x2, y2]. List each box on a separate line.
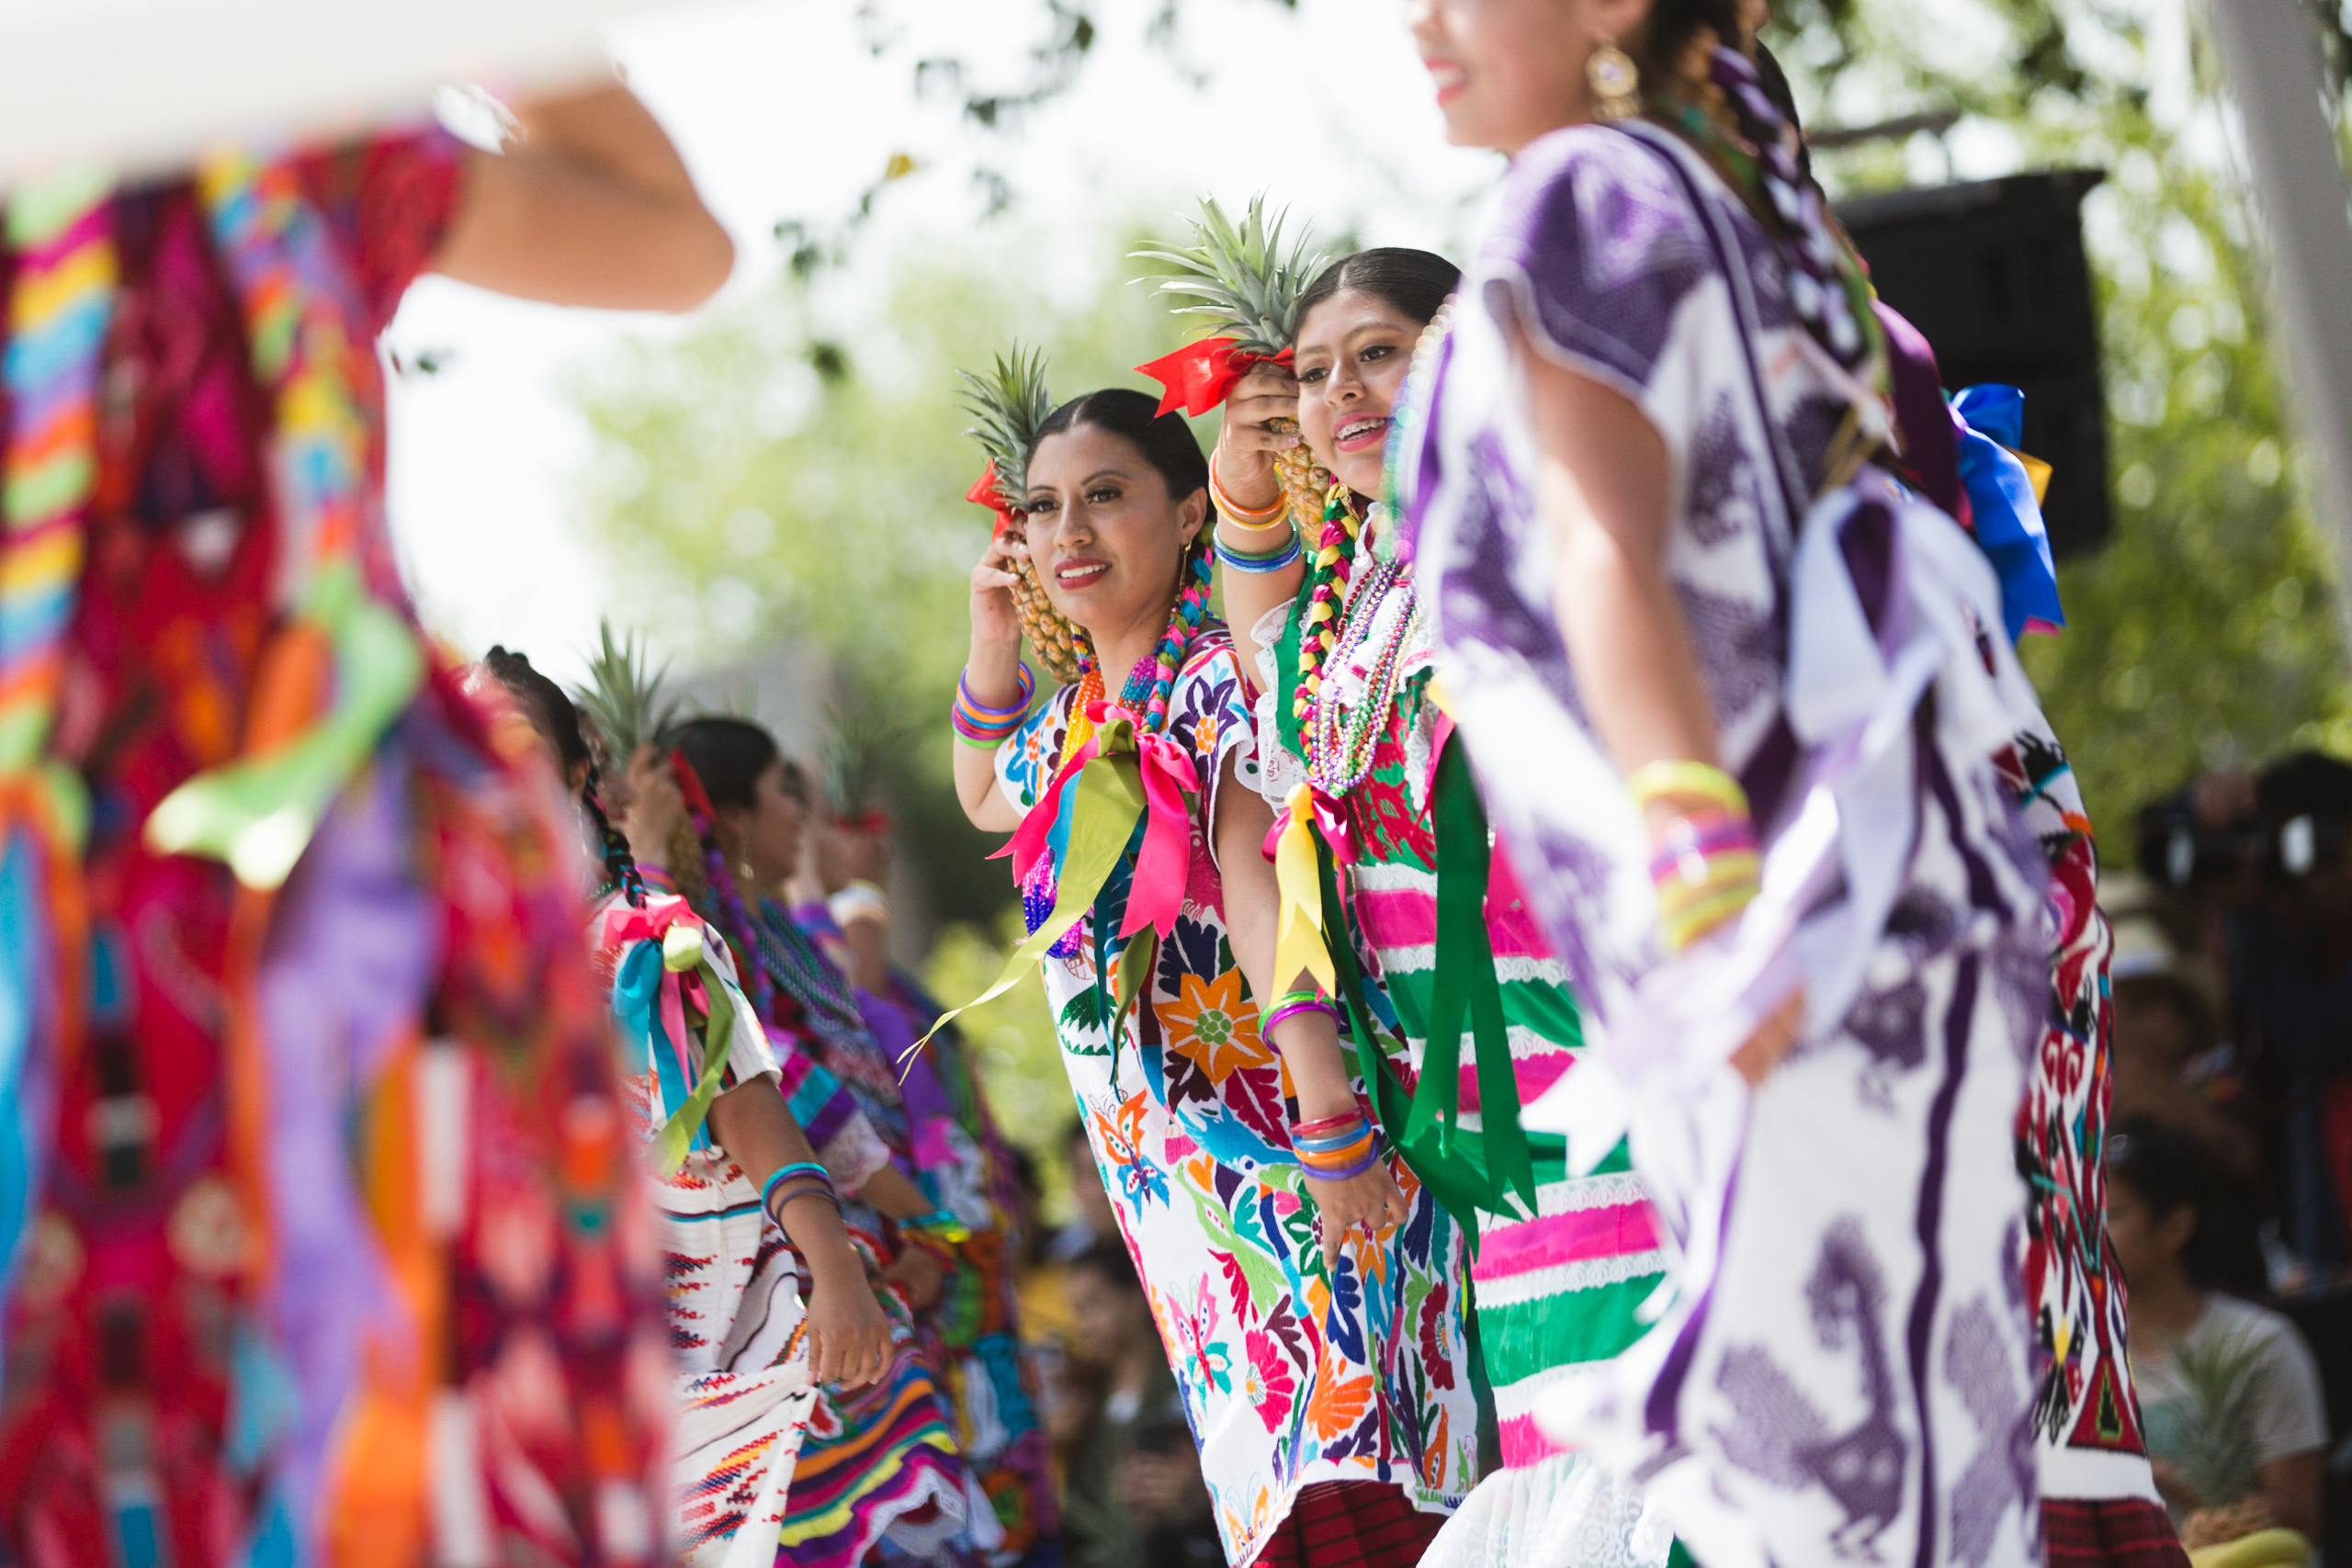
[1254, 1482, 1449, 1568]
[2044, 1496, 2191, 1568]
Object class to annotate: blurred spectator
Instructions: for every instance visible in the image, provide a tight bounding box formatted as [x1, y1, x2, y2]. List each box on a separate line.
[1053, 1120, 1118, 1262]
[1057, 1241, 1219, 1568]
[2111, 1116, 2326, 1547]
[2143, 751, 2352, 1288]
[2107, 875, 2262, 1186]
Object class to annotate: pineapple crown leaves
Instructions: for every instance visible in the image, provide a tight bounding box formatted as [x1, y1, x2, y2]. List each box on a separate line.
[2165, 1328, 2272, 1510]
[956, 344, 1055, 506]
[1131, 194, 1331, 355]
[573, 618, 685, 760]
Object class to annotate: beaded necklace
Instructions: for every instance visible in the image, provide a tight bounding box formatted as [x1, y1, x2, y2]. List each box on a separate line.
[1057, 540, 1213, 770]
[1306, 547, 1419, 798]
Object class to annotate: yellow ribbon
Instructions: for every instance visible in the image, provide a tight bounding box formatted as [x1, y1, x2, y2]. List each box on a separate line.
[1272, 783, 1337, 995]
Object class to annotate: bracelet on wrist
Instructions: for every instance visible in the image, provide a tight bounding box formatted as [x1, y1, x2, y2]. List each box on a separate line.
[763, 1162, 842, 1225]
[1262, 997, 1339, 1036]
[1624, 759, 1748, 817]
[898, 1207, 973, 1245]
[952, 662, 1035, 748]
[1648, 804, 1761, 953]
[829, 879, 889, 930]
[1209, 449, 1287, 527]
[1215, 530, 1303, 575]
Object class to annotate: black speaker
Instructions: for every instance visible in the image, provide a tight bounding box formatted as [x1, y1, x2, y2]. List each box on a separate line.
[1837, 169, 2111, 557]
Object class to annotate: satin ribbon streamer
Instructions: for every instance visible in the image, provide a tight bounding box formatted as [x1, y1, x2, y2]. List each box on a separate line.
[1266, 783, 1345, 998]
[604, 900, 742, 1173]
[918, 708, 1159, 1051]
[1949, 383, 2063, 641]
[967, 461, 1022, 539]
[1135, 338, 1295, 419]
[1407, 739, 1537, 1215]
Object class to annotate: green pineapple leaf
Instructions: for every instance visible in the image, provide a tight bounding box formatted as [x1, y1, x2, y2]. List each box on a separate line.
[573, 618, 684, 760]
[2167, 1327, 2268, 1511]
[1132, 193, 1331, 355]
[955, 344, 1055, 505]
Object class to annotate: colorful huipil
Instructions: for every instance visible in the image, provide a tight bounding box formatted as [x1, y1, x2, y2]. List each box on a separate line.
[0, 135, 666, 1566]
[1398, 115, 2050, 1568]
[786, 904, 1062, 1567]
[588, 886, 816, 1568]
[993, 627, 1478, 1568]
[737, 901, 989, 1568]
[1245, 495, 1679, 1568]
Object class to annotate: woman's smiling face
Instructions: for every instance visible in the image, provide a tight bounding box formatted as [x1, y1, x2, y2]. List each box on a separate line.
[1023, 423, 1204, 641]
[1295, 289, 1429, 500]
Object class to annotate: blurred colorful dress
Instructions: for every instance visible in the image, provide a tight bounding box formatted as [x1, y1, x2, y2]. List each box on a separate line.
[587, 882, 817, 1568]
[993, 628, 1477, 1568]
[1399, 112, 2048, 1568]
[0, 132, 666, 1565]
[1244, 498, 1678, 1568]
[735, 898, 994, 1568]
[786, 903, 1063, 1567]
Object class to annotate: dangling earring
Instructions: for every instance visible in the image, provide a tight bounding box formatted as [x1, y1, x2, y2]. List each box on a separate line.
[1589, 39, 1641, 121]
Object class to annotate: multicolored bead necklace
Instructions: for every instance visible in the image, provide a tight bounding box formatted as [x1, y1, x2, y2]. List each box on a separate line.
[1307, 551, 1417, 797]
[1057, 539, 1213, 770]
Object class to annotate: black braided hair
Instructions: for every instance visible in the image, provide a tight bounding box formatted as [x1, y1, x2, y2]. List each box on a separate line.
[481, 646, 647, 907]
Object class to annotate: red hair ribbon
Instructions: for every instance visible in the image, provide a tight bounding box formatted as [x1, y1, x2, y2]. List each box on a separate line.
[1135, 338, 1295, 419]
[835, 807, 891, 835]
[967, 461, 1022, 539]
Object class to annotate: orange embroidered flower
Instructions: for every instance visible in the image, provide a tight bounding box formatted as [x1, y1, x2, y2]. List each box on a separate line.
[1163, 968, 1272, 1085]
[1305, 1341, 1374, 1442]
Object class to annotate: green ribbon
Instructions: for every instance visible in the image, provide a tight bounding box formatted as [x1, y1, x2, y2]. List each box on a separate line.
[1314, 833, 1487, 1247]
[1407, 739, 1538, 1217]
[916, 744, 1148, 1051]
[144, 559, 423, 890]
[650, 954, 741, 1175]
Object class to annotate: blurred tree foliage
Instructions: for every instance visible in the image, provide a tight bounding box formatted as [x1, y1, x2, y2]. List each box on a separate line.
[1776, 0, 2352, 830]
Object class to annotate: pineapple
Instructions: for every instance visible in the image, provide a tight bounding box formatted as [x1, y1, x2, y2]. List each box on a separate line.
[573, 617, 684, 761]
[2165, 1330, 2274, 1551]
[1133, 195, 1333, 525]
[573, 619, 704, 905]
[956, 347, 1085, 684]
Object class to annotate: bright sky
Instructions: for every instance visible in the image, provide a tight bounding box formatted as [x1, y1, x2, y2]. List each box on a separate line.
[382, 0, 1505, 685]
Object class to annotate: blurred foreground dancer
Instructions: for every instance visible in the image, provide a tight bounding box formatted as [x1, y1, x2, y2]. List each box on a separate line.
[0, 76, 728, 1565]
[1396, 1, 2052, 1563]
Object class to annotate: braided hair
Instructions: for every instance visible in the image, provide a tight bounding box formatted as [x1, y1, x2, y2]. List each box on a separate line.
[1626, 10, 1883, 388]
[482, 646, 647, 906]
[1026, 389, 1215, 738]
[1284, 249, 1459, 734]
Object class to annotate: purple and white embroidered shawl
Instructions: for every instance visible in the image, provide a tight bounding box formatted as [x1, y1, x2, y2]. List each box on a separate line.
[1399, 121, 2052, 1568]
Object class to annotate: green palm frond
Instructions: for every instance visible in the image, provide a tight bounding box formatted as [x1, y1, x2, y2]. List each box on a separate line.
[573, 619, 684, 759]
[1132, 194, 1329, 355]
[955, 344, 1055, 503]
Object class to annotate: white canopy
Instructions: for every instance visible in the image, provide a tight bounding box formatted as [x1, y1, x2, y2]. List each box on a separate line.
[0, 0, 684, 189]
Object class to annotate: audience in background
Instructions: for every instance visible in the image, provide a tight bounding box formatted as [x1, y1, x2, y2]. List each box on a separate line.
[2107, 874, 2263, 1189]
[2111, 1115, 2326, 1547]
[1055, 1242, 1220, 1568]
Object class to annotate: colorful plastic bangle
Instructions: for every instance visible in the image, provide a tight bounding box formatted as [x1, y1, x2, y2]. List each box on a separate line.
[1624, 759, 1749, 817]
[1262, 998, 1338, 1036]
[1215, 532, 1303, 574]
[957, 664, 1034, 720]
[1304, 1147, 1381, 1182]
[1209, 450, 1288, 527]
[829, 880, 889, 929]
[762, 1162, 841, 1224]
[1293, 1112, 1363, 1138]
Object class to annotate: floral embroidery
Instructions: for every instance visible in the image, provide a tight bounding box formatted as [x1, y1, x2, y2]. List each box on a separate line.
[1243, 1328, 1298, 1432]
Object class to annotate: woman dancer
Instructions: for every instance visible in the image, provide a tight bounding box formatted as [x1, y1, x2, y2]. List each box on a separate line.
[953, 384, 1477, 1566]
[1208, 248, 1679, 1568]
[476, 649, 894, 1568]
[0, 76, 724, 1564]
[668, 717, 1004, 1568]
[1396, 4, 2051, 1566]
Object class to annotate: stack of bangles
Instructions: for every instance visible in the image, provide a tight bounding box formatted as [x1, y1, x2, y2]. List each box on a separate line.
[762, 1162, 842, 1228]
[896, 1207, 972, 1263]
[1210, 452, 1300, 575]
[1293, 1112, 1380, 1182]
[1626, 759, 1762, 953]
[952, 663, 1035, 747]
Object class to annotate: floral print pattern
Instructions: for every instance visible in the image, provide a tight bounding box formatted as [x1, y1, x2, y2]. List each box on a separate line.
[994, 627, 1476, 1566]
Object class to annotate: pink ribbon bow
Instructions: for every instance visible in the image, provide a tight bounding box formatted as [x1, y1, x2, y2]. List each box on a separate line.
[1006, 702, 1201, 942]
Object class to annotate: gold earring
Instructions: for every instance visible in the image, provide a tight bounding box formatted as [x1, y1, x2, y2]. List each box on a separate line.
[1589, 40, 1641, 121]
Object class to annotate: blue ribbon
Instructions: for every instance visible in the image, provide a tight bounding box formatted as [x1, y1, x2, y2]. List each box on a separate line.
[1951, 384, 2064, 641]
[612, 939, 706, 1155]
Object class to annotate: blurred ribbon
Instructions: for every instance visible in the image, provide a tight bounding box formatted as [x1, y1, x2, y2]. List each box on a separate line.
[1266, 783, 1346, 998]
[1135, 338, 1294, 419]
[607, 904, 741, 1173]
[1950, 384, 2063, 641]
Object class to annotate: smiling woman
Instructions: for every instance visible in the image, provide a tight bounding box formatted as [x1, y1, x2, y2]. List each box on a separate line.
[949, 379, 1477, 1566]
